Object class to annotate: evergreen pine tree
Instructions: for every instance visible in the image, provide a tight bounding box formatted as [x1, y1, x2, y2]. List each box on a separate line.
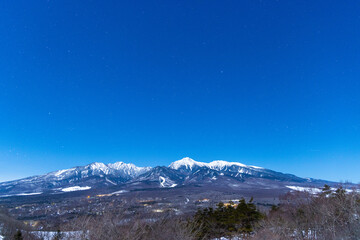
[14, 230, 23, 240]
[52, 229, 62, 240]
[321, 184, 332, 195]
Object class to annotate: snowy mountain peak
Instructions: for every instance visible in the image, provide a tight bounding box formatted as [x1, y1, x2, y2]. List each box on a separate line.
[88, 162, 109, 172]
[169, 157, 206, 170]
[208, 160, 247, 170]
[169, 158, 263, 172]
[108, 161, 134, 170]
[45, 161, 151, 181]
[107, 162, 152, 176]
[0, 158, 331, 198]
[107, 161, 125, 168]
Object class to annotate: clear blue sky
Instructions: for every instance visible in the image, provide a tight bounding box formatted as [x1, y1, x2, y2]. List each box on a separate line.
[0, 0, 359, 183]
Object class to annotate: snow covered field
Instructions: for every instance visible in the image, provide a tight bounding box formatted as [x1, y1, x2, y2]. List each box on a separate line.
[32, 231, 86, 240]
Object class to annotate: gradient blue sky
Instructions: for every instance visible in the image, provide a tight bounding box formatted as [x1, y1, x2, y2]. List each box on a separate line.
[0, 0, 360, 183]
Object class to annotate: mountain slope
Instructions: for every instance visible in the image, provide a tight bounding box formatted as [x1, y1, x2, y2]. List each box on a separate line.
[0, 162, 151, 196]
[0, 157, 335, 197]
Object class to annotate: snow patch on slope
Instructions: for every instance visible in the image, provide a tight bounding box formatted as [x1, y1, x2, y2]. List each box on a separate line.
[159, 176, 177, 188]
[249, 165, 264, 169]
[61, 186, 91, 192]
[54, 169, 73, 177]
[0, 192, 43, 198]
[17, 192, 43, 196]
[105, 178, 117, 185]
[110, 190, 128, 194]
[286, 186, 322, 194]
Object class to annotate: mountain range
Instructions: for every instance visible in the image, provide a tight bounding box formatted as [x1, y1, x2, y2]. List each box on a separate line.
[0, 157, 336, 198]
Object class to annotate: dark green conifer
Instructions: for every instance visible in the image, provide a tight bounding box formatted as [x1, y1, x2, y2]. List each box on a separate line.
[14, 230, 23, 240]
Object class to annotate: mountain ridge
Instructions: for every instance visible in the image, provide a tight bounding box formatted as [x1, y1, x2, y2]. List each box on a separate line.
[0, 157, 336, 198]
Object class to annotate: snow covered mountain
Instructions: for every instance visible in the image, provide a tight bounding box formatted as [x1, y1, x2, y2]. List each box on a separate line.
[48, 161, 152, 181]
[0, 162, 151, 196]
[169, 157, 208, 170]
[168, 157, 306, 182]
[0, 157, 334, 197]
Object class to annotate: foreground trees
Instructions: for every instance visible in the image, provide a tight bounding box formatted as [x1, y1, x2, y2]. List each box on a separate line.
[254, 185, 360, 240]
[61, 214, 200, 240]
[1, 185, 359, 240]
[192, 198, 264, 239]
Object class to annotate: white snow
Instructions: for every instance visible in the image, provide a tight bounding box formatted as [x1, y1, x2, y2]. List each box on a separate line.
[159, 176, 166, 187]
[47, 162, 152, 181]
[249, 165, 263, 169]
[89, 162, 109, 173]
[169, 157, 207, 170]
[17, 192, 43, 196]
[32, 231, 86, 240]
[61, 186, 91, 192]
[287, 186, 359, 195]
[54, 169, 70, 176]
[108, 162, 152, 176]
[110, 190, 128, 194]
[159, 176, 177, 188]
[105, 178, 117, 185]
[169, 157, 263, 172]
[208, 160, 247, 170]
[0, 192, 43, 198]
[286, 186, 322, 194]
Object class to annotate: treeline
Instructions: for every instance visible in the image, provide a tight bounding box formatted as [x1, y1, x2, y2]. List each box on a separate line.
[255, 185, 360, 240]
[1, 185, 359, 240]
[193, 198, 263, 239]
[192, 185, 360, 239]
